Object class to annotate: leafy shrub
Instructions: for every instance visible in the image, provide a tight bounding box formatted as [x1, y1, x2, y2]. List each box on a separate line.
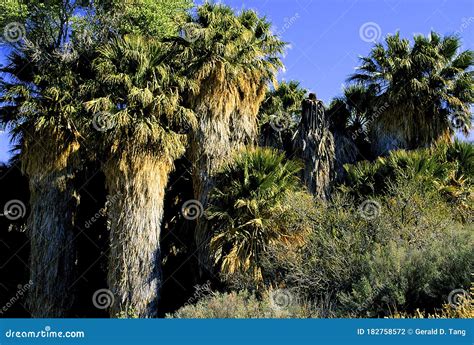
[263, 178, 473, 317]
[391, 283, 473, 319]
[166, 290, 314, 318]
[342, 141, 474, 221]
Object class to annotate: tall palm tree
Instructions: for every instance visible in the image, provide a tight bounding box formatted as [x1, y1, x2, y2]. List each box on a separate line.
[293, 94, 335, 200]
[258, 80, 307, 152]
[0, 2, 86, 317]
[84, 35, 196, 317]
[176, 3, 285, 273]
[349, 32, 473, 155]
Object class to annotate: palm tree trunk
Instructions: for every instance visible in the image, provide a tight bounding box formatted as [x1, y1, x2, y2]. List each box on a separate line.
[104, 151, 171, 318]
[190, 113, 233, 278]
[294, 98, 335, 200]
[27, 171, 79, 317]
[188, 78, 262, 278]
[25, 137, 80, 317]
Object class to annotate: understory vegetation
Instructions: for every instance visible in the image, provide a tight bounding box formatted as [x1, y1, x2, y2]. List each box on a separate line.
[168, 142, 473, 318]
[0, 0, 472, 319]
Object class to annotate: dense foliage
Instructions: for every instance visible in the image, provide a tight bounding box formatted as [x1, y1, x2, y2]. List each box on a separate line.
[0, 0, 472, 319]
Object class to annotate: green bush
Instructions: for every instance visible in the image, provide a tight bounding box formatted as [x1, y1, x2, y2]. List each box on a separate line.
[166, 290, 314, 318]
[263, 178, 473, 317]
[342, 141, 474, 221]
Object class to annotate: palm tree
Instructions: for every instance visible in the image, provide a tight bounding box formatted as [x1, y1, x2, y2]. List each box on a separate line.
[0, 45, 83, 318]
[207, 147, 305, 284]
[176, 3, 285, 274]
[84, 35, 196, 317]
[258, 80, 307, 153]
[327, 85, 376, 180]
[293, 94, 335, 200]
[343, 140, 473, 214]
[349, 32, 473, 155]
[0, 1, 88, 316]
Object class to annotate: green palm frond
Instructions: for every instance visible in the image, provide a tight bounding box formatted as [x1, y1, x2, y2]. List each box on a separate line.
[84, 35, 196, 158]
[349, 32, 473, 149]
[207, 147, 305, 282]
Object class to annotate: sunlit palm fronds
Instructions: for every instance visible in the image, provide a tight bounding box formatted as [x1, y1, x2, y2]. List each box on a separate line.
[207, 147, 304, 283]
[349, 32, 473, 154]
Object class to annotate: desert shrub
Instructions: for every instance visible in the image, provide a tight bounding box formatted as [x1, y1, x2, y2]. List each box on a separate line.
[342, 141, 474, 221]
[166, 290, 315, 318]
[391, 283, 473, 318]
[263, 178, 473, 317]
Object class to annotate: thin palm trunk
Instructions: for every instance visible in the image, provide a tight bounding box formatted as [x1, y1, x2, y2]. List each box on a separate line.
[104, 151, 171, 318]
[190, 107, 234, 277]
[294, 98, 335, 200]
[333, 130, 359, 182]
[25, 135, 80, 317]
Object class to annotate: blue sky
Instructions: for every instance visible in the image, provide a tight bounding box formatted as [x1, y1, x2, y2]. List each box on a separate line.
[1, 0, 473, 162]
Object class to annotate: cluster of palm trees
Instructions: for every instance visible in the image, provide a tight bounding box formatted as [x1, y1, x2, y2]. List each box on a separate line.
[0, 1, 284, 317]
[0, 0, 472, 319]
[333, 32, 473, 160]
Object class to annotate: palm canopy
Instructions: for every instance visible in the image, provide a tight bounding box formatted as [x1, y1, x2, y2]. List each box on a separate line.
[0, 42, 83, 173]
[83, 35, 196, 160]
[349, 32, 473, 150]
[177, 2, 286, 115]
[259, 80, 307, 130]
[327, 84, 376, 138]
